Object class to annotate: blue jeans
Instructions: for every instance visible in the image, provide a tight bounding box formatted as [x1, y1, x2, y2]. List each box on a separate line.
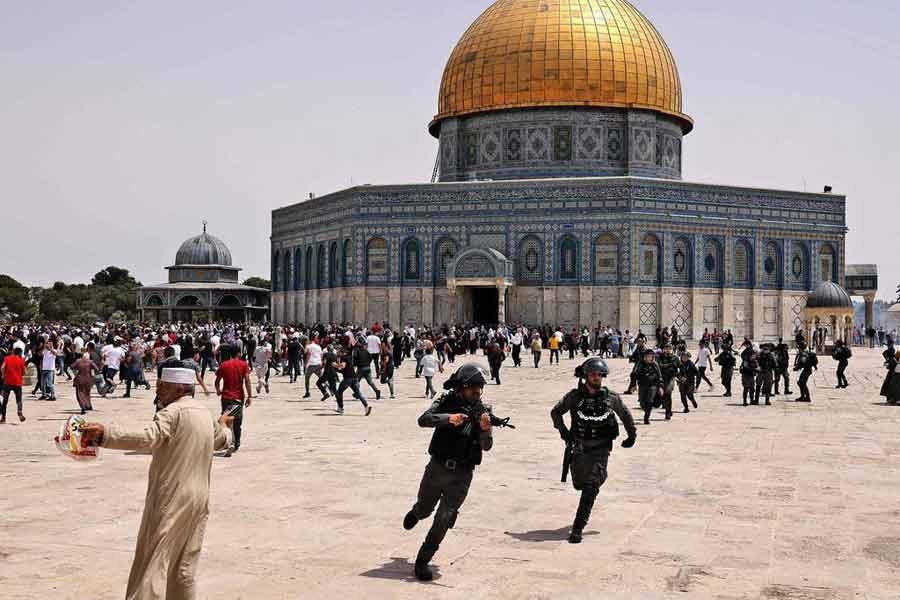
[41, 370, 56, 398]
[336, 378, 367, 409]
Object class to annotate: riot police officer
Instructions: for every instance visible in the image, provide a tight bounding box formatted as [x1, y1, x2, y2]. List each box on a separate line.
[831, 339, 852, 389]
[657, 344, 680, 420]
[551, 357, 637, 543]
[774, 338, 792, 395]
[794, 341, 818, 403]
[402, 363, 494, 581]
[715, 343, 736, 397]
[636, 349, 663, 424]
[755, 344, 777, 406]
[624, 338, 647, 394]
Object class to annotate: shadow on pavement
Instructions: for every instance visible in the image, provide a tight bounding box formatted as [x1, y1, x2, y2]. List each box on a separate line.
[504, 526, 598, 542]
[359, 557, 444, 584]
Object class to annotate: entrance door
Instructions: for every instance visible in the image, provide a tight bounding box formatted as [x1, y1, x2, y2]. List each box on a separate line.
[472, 287, 499, 325]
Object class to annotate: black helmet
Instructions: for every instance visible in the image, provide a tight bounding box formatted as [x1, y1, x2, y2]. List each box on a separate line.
[443, 363, 488, 390]
[575, 357, 609, 378]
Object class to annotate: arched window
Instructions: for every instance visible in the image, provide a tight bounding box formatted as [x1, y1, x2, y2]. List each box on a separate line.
[763, 241, 780, 287]
[293, 248, 303, 291]
[329, 242, 339, 288]
[593, 233, 619, 283]
[734, 240, 753, 285]
[558, 236, 579, 281]
[701, 238, 723, 285]
[672, 237, 692, 284]
[316, 245, 326, 289]
[434, 237, 458, 284]
[366, 237, 388, 282]
[789, 242, 809, 288]
[272, 251, 280, 291]
[305, 247, 314, 290]
[640, 233, 661, 284]
[282, 252, 292, 292]
[402, 238, 422, 282]
[820, 243, 836, 283]
[342, 240, 352, 283]
[517, 235, 543, 283]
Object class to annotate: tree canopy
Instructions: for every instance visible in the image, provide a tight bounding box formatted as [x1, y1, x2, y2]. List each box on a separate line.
[92, 266, 141, 287]
[0, 274, 36, 320]
[243, 277, 271, 290]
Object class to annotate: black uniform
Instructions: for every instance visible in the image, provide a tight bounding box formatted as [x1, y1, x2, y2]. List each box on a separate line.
[657, 353, 680, 420]
[774, 342, 792, 395]
[677, 360, 698, 412]
[551, 385, 636, 539]
[739, 348, 758, 406]
[715, 347, 736, 397]
[832, 344, 852, 388]
[407, 391, 493, 572]
[624, 343, 646, 394]
[794, 348, 818, 402]
[755, 348, 776, 406]
[635, 358, 663, 424]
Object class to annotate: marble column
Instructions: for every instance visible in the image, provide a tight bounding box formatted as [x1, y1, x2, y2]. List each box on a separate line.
[497, 284, 507, 325]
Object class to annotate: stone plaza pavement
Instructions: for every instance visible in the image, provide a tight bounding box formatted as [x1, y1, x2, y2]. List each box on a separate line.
[1, 348, 899, 599]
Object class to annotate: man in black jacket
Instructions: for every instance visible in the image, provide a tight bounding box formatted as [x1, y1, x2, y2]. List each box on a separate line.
[402, 364, 493, 581]
[832, 339, 852, 389]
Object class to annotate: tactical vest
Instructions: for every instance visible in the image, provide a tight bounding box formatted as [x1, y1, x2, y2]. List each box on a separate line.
[571, 389, 620, 442]
[658, 355, 680, 381]
[428, 392, 484, 467]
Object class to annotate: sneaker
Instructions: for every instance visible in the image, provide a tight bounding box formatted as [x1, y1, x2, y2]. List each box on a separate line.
[375, 390, 382, 400]
[365, 406, 373, 416]
[303, 392, 311, 399]
[334, 408, 344, 414]
[48, 397, 57, 402]
[224, 447, 234, 458]
[256, 385, 262, 394]
[691, 399, 698, 408]
[390, 395, 396, 399]
[321, 394, 329, 402]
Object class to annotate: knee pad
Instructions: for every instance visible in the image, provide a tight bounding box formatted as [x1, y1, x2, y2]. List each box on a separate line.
[435, 506, 458, 530]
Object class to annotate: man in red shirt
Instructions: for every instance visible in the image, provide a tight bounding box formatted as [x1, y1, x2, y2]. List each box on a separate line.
[214, 345, 252, 456]
[1, 347, 28, 423]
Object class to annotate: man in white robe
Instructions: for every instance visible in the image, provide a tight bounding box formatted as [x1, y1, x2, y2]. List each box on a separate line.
[82, 368, 233, 600]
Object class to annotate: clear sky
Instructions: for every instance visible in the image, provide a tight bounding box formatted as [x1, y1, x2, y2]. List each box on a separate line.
[2, 0, 897, 299]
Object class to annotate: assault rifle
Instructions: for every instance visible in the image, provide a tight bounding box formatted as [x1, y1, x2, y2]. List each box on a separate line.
[460, 403, 515, 437]
[561, 440, 572, 483]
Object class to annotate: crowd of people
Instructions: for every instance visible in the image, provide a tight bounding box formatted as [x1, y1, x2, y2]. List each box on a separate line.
[2, 315, 896, 589]
[0, 319, 893, 426]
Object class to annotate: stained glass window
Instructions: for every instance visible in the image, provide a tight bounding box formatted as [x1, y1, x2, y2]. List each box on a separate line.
[559, 237, 578, 280]
[403, 239, 421, 281]
[435, 238, 458, 283]
[763, 242, 778, 286]
[519, 236, 542, 282]
[672, 238, 690, 283]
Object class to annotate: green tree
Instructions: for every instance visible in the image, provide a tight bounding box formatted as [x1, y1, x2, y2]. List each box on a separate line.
[243, 277, 271, 290]
[92, 266, 141, 287]
[0, 275, 36, 319]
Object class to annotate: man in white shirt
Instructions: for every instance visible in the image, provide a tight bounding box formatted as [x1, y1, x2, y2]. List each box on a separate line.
[366, 332, 382, 376]
[510, 329, 523, 367]
[252, 340, 272, 394]
[102, 342, 126, 396]
[40, 343, 59, 400]
[303, 338, 325, 399]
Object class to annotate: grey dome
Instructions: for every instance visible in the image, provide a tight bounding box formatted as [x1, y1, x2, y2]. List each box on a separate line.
[175, 229, 233, 266]
[806, 281, 853, 309]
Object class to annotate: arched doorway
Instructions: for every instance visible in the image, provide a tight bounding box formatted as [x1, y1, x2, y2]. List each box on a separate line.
[215, 295, 243, 322]
[174, 295, 202, 322]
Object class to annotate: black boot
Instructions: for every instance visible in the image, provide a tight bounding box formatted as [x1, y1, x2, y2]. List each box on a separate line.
[643, 408, 651, 425]
[414, 560, 433, 581]
[403, 510, 419, 530]
[568, 528, 583, 544]
[414, 544, 437, 581]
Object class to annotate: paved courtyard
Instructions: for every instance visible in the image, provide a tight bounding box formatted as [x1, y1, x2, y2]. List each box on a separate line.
[1, 347, 899, 599]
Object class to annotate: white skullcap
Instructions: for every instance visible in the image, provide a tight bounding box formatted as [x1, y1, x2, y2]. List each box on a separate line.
[160, 368, 196, 385]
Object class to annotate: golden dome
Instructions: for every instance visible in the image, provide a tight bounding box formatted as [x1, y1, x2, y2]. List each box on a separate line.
[430, 0, 692, 136]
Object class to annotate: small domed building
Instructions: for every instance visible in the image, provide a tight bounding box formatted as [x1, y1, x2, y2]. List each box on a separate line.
[803, 281, 855, 344]
[138, 225, 269, 323]
[270, 0, 870, 340]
